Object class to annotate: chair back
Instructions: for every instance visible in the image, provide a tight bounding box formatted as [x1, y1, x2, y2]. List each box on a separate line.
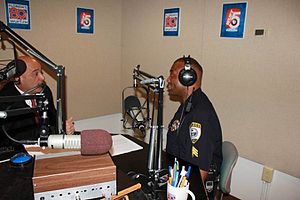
[219, 141, 238, 194]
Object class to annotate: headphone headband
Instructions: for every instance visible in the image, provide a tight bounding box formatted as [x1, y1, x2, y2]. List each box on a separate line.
[183, 55, 191, 70]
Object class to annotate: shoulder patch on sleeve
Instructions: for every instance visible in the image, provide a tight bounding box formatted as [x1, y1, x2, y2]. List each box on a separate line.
[189, 122, 201, 144]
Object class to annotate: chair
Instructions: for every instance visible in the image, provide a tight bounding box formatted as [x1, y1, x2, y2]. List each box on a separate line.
[215, 141, 238, 200]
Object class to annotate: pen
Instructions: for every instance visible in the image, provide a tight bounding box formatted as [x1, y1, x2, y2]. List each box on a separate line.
[180, 176, 187, 188]
[176, 166, 186, 187]
[169, 166, 173, 178]
[172, 171, 179, 187]
[173, 158, 177, 178]
[168, 166, 173, 184]
[186, 166, 191, 179]
[183, 178, 188, 187]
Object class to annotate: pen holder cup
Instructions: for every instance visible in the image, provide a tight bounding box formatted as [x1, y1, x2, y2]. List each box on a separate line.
[167, 182, 195, 200]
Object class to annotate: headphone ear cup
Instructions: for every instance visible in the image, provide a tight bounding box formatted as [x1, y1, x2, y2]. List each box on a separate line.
[179, 68, 197, 87]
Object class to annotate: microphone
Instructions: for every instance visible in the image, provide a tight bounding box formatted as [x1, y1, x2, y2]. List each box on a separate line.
[124, 95, 147, 136]
[23, 83, 45, 94]
[140, 78, 159, 85]
[46, 129, 113, 155]
[0, 59, 26, 82]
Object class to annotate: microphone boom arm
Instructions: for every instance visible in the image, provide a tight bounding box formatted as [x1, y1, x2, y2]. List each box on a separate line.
[0, 93, 47, 119]
[133, 65, 158, 90]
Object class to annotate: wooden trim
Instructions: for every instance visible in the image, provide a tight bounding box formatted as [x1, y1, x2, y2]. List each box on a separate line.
[112, 183, 141, 200]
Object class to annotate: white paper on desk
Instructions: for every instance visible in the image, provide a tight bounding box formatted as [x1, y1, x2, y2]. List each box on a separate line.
[25, 144, 80, 160]
[109, 135, 143, 156]
[34, 151, 81, 160]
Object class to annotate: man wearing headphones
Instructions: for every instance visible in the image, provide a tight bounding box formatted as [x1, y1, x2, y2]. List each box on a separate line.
[166, 56, 222, 199]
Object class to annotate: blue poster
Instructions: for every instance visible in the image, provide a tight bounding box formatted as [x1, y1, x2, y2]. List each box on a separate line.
[5, 0, 31, 30]
[220, 2, 247, 38]
[77, 7, 94, 34]
[163, 8, 180, 37]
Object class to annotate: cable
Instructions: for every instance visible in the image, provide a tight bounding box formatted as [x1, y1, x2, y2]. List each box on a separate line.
[1, 104, 38, 145]
[2, 125, 37, 145]
[175, 87, 194, 136]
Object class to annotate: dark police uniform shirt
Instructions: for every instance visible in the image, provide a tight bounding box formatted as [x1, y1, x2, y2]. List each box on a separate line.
[166, 88, 223, 173]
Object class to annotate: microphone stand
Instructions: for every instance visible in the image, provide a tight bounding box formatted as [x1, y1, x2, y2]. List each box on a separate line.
[38, 98, 50, 147]
[121, 85, 150, 136]
[0, 21, 66, 135]
[132, 66, 166, 200]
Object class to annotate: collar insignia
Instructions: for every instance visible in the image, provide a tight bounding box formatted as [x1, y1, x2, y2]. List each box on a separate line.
[170, 120, 180, 132]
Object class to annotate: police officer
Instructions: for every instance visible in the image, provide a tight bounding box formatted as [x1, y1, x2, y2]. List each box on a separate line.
[166, 56, 222, 199]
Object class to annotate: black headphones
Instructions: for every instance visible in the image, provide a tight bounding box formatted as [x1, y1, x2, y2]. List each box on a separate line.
[178, 55, 197, 87]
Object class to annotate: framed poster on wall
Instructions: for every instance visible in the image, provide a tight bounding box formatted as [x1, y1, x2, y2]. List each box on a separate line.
[163, 8, 180, 37]
[77, 7, 94, 34]
[220, 2, 247, 38]
[5, 0, 31, 30]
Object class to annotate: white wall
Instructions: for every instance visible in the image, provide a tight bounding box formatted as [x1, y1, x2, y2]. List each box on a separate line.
[232, 157, 300, 200]
[74, 114, 300, 200]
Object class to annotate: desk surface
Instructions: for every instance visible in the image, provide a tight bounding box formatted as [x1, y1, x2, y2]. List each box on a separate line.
[112, 135, 207, 200]
[0, 144, 138, 199]
[112, 135, 166, 199]
[0, 135, 207, 200]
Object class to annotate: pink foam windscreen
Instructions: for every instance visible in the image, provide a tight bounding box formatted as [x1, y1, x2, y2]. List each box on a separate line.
[80, 129, 112, 155]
